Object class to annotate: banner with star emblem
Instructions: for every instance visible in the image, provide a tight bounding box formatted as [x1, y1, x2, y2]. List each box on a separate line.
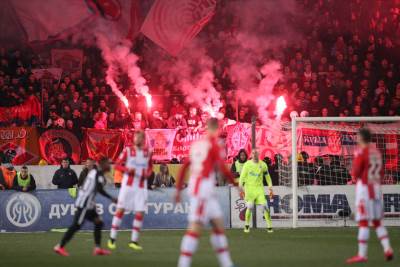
[0, 127, 40, 165]
[83, 129, 124, 161]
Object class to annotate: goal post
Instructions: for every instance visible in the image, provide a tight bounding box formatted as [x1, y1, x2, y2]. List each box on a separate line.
[291, 116, 400, 228]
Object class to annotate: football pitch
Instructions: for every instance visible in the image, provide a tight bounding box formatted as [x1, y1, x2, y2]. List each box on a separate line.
[1, 228, 399, 267]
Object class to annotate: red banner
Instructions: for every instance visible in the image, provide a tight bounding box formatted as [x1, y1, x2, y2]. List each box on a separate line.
[0, 127, 40, 165]
[141, 0, 216, 55]
[51, 49, 83, 75]
[171, 131, 203, 160]
[0, 96, 41, 124]
[39, 129, 81, 164]
[84, 129, 124, 161]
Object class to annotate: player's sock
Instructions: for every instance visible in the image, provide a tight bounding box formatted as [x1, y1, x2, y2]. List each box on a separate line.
[178, 230, 199, 267]
[110, 210, 124, 240]
[60, 223, 80, 248]
[245, 207, 252, 227]
[210, 229, 233, 267]
[373, 220, 392, 252]
[94, 220, 104, 248]
[264, 208, 272, 229]
[131, 212, 143, 243]
[357, 221, 369, 258]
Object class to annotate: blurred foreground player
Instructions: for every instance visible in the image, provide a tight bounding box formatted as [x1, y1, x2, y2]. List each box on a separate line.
[54, 157, 116, 256]
[175, 118, 242, 267]
[108, 130, 152, 251]
[346, 128, 393, 264]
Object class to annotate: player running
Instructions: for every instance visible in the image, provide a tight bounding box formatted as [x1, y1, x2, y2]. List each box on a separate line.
[239, 149, 274, 233]
[346, 128, 393, 264]
[175, 118, 241, 267]
[107, 130, 152, 251]
[54, 157, 116, 256]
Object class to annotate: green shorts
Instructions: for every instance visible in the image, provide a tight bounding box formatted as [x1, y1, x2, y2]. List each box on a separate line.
[244, 188, 266, 205]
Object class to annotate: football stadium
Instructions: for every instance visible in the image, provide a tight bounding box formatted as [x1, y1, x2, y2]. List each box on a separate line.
[0, 1, 399, 267]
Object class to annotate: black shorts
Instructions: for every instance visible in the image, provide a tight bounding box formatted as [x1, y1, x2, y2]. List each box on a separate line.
[74, 207, 100, 226]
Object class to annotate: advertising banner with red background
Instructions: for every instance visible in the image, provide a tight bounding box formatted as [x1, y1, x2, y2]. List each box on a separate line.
[0, 96, 41, 124]
[0, 127, 40, 165]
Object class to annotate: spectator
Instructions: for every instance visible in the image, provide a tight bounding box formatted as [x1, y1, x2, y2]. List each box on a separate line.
[46, 109, 65, 129]
[230, 149, 248, 183]
[151, 164, 175, 188]
[297, 151, 315, 186]
[94, 112, 107, 129]
[77, 158, 96, 187]
[69, 91, 82, 111]
[52, 158, 78, 189]
[168, 113, 187, 130]
[107, 112, 118, 129]
[13, 165, 36, 191]
[187, 107, 202, 133]
[170, 96, 185, 116]
[132, 112, 147, 130]
[0, 163, 17, 190]
[149, 110, 166, 129]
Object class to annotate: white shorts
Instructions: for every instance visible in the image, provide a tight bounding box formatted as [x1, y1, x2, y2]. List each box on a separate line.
[355, 182, 383, 222]
[188, 197, 223, 225]
[117, 187, 147, 212]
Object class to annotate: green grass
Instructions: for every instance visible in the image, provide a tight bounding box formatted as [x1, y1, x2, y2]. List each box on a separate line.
[0, 228, 399, 267]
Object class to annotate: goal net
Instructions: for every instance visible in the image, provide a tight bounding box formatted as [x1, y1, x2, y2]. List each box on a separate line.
[277, 117, 400, 228]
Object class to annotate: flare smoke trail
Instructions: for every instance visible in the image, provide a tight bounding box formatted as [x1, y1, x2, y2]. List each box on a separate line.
[96, 32, 152, 111]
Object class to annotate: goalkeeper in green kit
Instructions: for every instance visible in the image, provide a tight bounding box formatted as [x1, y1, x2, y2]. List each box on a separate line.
[239, 149, 274, 233]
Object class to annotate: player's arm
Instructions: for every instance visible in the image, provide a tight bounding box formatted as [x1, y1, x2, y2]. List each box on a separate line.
[96, 175, 117, 202]
[239, 163, 248, 188]
[263, 163, 274, 198]
[350, 152, 364, 184]
[175, 160, 190, 203]
[114, 148, 130, 173]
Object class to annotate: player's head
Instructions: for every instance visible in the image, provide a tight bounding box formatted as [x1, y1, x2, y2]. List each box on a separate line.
[206, 118, 219, 136]
[134, 130, 146, 147]
[358, 128, 372, 146]
[251, 149, 259, 162]
[98, 157, 111, 172]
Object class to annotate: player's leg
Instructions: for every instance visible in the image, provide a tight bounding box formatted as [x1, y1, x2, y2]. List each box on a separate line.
[209, 199, 234, 267]
[54, 208, 85, 256]
[371, 200, 393, 261]
[178, 222, 202, 267]
[128, 189, 146, 250]
[178, 198, 203, 267]
[256, 192, 273, 232]
[347, 199, 369, 264]
[108, 208, 125, 249]
[244, 200, 254, 233]
[128, 211, 144, 250]
[372, 219, 393, 260]
[86, 210, 111, 256]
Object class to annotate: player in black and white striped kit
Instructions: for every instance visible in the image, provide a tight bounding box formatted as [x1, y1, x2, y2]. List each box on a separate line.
[54, 157, 117, 256]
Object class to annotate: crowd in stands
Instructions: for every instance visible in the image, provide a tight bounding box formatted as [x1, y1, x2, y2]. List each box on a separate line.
[0, 0, 399, 136]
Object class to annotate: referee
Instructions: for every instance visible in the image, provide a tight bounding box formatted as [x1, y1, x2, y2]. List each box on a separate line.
[54, 157, 117, 256]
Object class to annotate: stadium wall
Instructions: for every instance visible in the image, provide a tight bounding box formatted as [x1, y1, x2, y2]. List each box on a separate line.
[0, 188, 230, 232]
[230, 186, 400, 228]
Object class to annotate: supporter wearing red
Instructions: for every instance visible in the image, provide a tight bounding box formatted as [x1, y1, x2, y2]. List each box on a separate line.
[168, 113, 187, 130]
[186, 107, 202, 132]
[149, 110, 166, 129]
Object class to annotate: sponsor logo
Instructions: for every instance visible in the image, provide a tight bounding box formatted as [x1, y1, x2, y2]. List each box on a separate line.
[6, 193, 41, 227]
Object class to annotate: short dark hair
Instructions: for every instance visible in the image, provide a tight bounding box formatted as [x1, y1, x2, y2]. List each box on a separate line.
[98, 157, 110, 165]
[359, 128, 372, 143]
[21, 165, 28, 170]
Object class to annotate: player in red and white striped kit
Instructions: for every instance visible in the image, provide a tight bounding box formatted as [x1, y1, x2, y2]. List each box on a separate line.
[107, 130, 152, 251]
[346, 128, 393, 264]
[175, 118, 242, 267]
